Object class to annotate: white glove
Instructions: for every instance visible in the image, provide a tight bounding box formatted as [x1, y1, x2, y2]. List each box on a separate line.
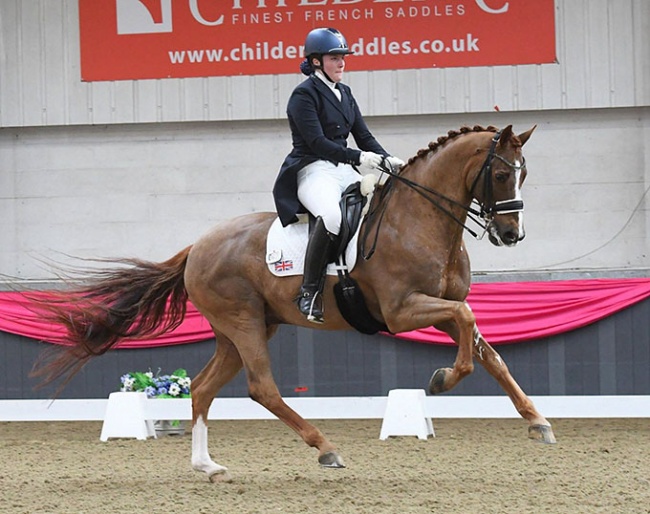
[359, 151, 383, 170]
[385, 155, 405, 170]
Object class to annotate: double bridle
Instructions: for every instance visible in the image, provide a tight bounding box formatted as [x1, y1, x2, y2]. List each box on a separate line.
[361, 130, 526, 259]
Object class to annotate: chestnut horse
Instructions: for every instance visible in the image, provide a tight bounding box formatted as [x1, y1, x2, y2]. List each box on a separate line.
[32, 124, 556, 483]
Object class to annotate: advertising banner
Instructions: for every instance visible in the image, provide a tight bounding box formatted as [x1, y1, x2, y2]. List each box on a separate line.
[79, 0, 556, 82]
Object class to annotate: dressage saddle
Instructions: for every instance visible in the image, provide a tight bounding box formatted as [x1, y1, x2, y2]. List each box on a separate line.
[320, 182, 390, 335]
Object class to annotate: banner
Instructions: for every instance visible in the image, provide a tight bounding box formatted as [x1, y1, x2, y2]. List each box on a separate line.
[79, 0, 557, 81]
[2, 279, 649, 348]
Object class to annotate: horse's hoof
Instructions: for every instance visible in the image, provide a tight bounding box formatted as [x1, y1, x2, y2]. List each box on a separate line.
[208, 470, 233, 483]
[528, 424, 557, 444]
[318, 451, 346, 468]
[428, 368, 447, 395]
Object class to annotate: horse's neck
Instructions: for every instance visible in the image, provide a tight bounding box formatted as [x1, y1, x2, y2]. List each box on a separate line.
[389, 141, 476, 239]
[370, 146, 475, 296]
[362, 133, 487, 298]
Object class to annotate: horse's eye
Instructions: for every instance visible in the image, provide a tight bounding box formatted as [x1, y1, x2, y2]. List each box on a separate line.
[494, 171, 509, 183]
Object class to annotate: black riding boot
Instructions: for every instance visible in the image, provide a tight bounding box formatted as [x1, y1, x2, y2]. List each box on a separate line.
[297, 217, 337, 324]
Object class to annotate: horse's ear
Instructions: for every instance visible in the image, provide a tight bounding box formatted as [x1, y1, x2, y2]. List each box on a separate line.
[517, 125, 537, 146]
[497, 125, 514, 147]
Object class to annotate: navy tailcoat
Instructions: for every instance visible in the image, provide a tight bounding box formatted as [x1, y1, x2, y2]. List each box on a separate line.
[273, 74, 388, 227]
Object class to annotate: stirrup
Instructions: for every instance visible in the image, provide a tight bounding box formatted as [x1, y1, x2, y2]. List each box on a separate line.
[298, 290, 324, 324]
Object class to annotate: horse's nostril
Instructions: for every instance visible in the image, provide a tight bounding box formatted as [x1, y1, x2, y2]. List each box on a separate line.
[503, 231, 518, 244]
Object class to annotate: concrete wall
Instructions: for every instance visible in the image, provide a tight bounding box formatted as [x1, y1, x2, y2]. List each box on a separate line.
[1, 0, 648, 282]
[1, 107, 648, 281]
[1, 1, 648, 402]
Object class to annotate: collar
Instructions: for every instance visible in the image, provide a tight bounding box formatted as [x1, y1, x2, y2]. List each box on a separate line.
[315, 71, 341, 101]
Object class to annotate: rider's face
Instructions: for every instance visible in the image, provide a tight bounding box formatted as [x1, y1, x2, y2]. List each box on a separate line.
[321, 54, 346, 82]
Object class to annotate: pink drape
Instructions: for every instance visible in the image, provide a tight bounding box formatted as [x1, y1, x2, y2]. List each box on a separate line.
[393, 278, 650, 345]
[0, 278, 649, 348]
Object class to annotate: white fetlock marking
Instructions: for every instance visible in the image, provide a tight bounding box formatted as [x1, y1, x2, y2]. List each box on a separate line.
[191, 415, 228, 476]
[472, 324, 502, 365]
[472, 325, 484, 360]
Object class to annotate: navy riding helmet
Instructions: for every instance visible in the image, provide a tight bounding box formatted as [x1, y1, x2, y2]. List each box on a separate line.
[300, 28, 354, 76]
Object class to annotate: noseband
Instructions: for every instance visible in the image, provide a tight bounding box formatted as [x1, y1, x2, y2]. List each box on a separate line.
[361, 130, 526, 259]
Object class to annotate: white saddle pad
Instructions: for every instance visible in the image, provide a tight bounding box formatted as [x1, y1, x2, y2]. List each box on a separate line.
[266, 214, 361, 277]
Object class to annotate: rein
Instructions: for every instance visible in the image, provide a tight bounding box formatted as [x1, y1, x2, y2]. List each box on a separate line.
[361, 130, 526, 259]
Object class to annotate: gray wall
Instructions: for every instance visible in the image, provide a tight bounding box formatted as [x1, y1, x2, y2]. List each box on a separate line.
[1, 1, 649, 402]
[1, 0, 649, 281]
[2, 296, 648, 399]
[1, 107, 649, 280]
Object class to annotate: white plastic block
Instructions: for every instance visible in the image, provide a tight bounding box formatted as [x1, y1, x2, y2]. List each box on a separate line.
[100, 392, 156, 441]
[379, 389, 435, 440]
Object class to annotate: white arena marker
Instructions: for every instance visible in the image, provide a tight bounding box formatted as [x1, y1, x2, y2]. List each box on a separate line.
[379, 389, 435, 440]
[100, 392, 156, 441]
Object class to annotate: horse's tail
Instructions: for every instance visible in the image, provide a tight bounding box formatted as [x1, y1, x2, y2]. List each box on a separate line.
[29, 245, 193, 392]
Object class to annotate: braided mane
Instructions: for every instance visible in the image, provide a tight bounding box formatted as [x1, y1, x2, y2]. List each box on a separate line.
[406, 125, 499, 166]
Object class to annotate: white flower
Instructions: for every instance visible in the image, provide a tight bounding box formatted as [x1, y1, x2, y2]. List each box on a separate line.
[178, 377, 191, 388]
[145, 371, 154, 379]
[168, 383, 181, 396]
[121, 377, 135, 391]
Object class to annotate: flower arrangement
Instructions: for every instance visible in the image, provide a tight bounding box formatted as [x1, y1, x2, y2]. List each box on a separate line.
[120, 368, 191, 399]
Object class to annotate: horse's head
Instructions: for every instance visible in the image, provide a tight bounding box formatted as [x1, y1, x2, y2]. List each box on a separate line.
[471, 125, 534, 247]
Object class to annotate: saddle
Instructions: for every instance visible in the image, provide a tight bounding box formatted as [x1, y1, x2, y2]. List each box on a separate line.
[332, 182, 366, 259]
[266, 177, 389, 335]
[330, 182, 389, 335]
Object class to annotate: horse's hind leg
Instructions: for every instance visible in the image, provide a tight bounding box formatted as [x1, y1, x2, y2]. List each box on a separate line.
[471, 325, 556, 443]
[191, 330, 244, 482]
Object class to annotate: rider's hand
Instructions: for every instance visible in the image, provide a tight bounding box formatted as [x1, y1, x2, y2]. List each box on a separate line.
[385, 156, 405, 170]
[359, 151, 383, 170]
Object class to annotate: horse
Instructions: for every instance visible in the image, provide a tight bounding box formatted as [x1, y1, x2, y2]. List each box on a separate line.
[30, 124, 556, 483]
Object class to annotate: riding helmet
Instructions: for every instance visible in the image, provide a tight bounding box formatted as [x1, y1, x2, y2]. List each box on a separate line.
[304, 28, 354, 58]
[301, 28, 354, 75]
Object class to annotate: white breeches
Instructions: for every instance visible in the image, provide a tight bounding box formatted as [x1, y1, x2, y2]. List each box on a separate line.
[297, 160, 361, 235]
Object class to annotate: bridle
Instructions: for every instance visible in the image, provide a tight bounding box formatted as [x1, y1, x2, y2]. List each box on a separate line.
[360, 130, 526, 259]
[469, 131, 526, 219]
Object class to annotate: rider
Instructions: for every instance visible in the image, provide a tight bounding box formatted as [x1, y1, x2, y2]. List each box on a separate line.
[272, 27, 405, 324]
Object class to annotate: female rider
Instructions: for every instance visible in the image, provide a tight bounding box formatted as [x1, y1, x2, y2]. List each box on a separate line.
[272, 27, 404, 324]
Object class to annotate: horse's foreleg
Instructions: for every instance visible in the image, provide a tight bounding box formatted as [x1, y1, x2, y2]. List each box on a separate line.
[191, 332, 244, 482]
[391, 294, 476, 394]
[471, 326, 556, 443]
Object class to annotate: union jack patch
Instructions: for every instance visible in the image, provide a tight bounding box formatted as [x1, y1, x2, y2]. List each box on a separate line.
[274, 260, 293, 272]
